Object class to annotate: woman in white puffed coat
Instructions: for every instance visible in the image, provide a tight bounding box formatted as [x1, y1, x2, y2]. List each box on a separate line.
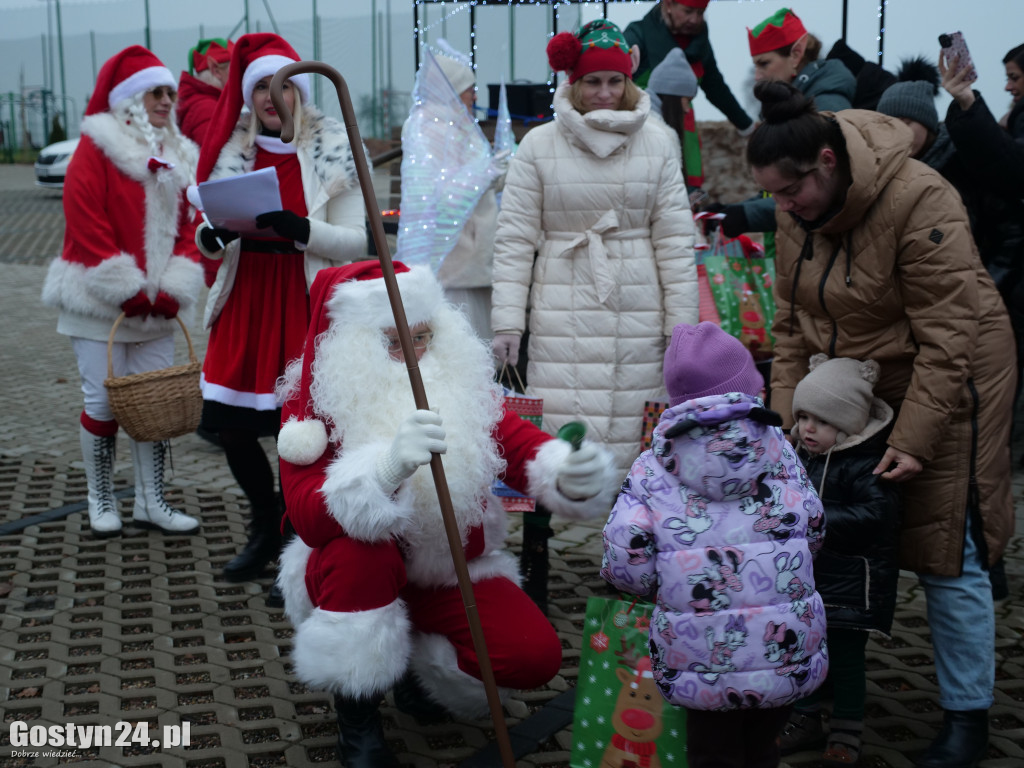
[491, 19, 698, 475]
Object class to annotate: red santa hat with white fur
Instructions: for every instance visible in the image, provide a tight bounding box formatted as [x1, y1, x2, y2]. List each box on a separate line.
[86, 45, 176, 116]
[197, 32, 312, 183]
[277, 260, 444, 466]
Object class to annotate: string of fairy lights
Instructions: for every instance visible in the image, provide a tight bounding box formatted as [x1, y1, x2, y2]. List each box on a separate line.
[412, 0, 892, 74]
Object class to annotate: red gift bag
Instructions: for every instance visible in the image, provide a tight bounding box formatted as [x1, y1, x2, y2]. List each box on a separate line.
[494, 364, 540, 512]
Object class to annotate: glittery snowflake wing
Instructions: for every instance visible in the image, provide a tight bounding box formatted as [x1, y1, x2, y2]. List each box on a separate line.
[397, 48, 494, 273]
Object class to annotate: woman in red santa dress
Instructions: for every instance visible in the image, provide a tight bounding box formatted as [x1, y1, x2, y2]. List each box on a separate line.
[194, 33, 367, 588]
[42, 45, 203, 539]
[274, 261, 621, 768]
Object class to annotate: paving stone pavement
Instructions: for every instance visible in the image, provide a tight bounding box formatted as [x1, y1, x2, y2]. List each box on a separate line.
[1, 163, 1022, 767]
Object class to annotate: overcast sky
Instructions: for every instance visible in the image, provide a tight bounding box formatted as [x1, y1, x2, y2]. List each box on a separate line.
[2, 0, 1020, 137]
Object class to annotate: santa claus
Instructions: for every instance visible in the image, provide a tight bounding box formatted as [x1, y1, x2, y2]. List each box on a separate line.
[274, 260, 620, 767]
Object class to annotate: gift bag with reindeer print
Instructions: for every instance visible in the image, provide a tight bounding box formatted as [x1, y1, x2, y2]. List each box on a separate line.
[571, 595, 688, 768]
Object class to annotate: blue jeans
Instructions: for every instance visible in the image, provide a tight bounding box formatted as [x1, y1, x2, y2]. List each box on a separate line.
[917, 517, 995, 711]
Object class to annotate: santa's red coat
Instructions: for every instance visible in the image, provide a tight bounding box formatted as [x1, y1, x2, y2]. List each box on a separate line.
[41, 111, 203, 342]
[176, 71, 222, 145]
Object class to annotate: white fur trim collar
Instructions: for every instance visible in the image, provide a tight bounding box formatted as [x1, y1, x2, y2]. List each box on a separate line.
[81, 112, 197, 188]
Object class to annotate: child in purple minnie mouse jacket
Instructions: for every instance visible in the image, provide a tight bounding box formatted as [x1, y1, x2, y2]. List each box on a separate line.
[601, 322, 828, 768]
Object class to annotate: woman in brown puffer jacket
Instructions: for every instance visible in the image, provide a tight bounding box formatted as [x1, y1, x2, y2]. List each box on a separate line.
[746, 81, 1014, 768]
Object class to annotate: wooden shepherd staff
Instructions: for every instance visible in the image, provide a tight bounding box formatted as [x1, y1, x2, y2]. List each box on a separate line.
[268, 62, 518, 768]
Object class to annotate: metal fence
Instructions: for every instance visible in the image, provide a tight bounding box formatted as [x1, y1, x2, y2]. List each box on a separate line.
[0, 0, 584, 159]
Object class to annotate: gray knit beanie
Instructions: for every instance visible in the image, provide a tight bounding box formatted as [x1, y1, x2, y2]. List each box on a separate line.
[876, 80, 939, 134]
[791, 355, 880, 441]
[648, 48, 699, 100]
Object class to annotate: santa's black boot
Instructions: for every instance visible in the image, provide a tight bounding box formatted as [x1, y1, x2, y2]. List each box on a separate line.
[915, 710, 989, 768]
[333, 694, 400, 768]
[520, 512, 554, 615]
[222, 501, 282, 582]
[393, 670, 447, 725]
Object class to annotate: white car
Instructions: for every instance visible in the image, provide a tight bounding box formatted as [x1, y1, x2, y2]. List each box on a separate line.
[34, 137, 79, 189]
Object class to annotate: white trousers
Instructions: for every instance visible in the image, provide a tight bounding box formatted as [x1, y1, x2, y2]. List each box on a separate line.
[70, 336, 175, 423]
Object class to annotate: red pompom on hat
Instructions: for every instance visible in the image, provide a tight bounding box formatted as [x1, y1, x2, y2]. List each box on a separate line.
[197, 33, 312, 183]
[546, 32, 583, 74]
[86, 45, 176, 116]
[672, 0, 711, 8]
[276, 260, 446, 466]
[748, 7, 808, 57]
[547, 20, 633, 84]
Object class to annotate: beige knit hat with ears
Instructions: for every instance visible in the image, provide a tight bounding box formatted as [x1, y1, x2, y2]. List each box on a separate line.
[792, 354, 881, 442]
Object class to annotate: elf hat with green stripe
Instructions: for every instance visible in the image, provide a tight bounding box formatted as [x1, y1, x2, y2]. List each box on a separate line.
[748, 8, 807, 57]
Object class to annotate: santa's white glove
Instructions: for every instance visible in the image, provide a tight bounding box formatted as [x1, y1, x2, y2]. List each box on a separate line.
[555, 442, 606, 501]
[492, 333, 521, 365]
[375, 410, 446, 494]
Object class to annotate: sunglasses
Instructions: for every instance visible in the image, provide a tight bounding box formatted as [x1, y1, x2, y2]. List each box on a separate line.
[148, 86, 178, 101]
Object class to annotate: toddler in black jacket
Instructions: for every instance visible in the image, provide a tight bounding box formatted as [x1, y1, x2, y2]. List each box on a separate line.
[780, 354, 902, 766]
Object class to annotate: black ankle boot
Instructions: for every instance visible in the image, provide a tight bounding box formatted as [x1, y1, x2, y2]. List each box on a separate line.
[334, 694, 400, 768]
[520, 517, 554, 615]
[916, 709, 988, 768]
[392, 670, 447, 725]
[223, 506, 282, 582]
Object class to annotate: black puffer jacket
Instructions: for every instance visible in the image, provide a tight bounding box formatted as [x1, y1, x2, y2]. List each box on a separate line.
[797, 403, 901, 635]
[940, 96, 1024, 298]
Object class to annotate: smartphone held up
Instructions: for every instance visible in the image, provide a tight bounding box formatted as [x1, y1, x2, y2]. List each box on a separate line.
[939, 31, 978, 83]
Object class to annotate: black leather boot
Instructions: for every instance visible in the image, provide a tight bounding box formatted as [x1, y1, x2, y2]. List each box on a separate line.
[222, 504, 282, 582]
[916, 709, 989, 768]
[392, 670, 447, 725]
[334, 694, 400, 768]
[520, 515, 554, 615]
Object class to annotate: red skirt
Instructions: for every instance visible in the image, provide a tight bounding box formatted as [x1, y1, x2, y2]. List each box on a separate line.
[201, 249, 310, 412]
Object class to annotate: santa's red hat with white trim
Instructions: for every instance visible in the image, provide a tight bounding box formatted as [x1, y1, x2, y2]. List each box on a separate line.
[277, 260, 444, 466]
[86, 45, 176, 116]
[197, 33, 312, 183]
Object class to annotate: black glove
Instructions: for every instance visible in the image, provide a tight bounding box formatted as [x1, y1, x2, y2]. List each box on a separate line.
[720, 205, 749, 239]
[700, 202, 726, 234]
[199, 225, 239, 252]
[255, 210, 311, 244]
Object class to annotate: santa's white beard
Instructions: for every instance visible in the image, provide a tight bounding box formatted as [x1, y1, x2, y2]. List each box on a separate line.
[289, 305, 506, 537]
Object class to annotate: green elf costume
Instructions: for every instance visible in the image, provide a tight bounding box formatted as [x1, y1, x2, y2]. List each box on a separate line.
[625, 0, 754, 188]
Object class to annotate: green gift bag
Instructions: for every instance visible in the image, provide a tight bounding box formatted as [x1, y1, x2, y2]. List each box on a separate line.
[570, 595, 688, 768]
[702, 231, 776, 362]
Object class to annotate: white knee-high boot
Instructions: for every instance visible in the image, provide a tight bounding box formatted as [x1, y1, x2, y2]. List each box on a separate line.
[130, 439, 200, 534]
[80, 424, 122, 537]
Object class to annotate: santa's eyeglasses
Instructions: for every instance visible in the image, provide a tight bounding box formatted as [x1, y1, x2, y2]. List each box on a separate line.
[384, 330, 434, 354]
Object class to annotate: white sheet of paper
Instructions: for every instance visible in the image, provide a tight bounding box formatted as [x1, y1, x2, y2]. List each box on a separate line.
[196, 167, 282, 235]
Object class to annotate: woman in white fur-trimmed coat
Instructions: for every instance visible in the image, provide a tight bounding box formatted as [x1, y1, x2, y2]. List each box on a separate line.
[193, 34, 367, 588]
[42, 45, 203, 539]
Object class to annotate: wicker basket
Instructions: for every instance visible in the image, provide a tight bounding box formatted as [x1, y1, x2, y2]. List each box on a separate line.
[104, 313, 203, 442]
